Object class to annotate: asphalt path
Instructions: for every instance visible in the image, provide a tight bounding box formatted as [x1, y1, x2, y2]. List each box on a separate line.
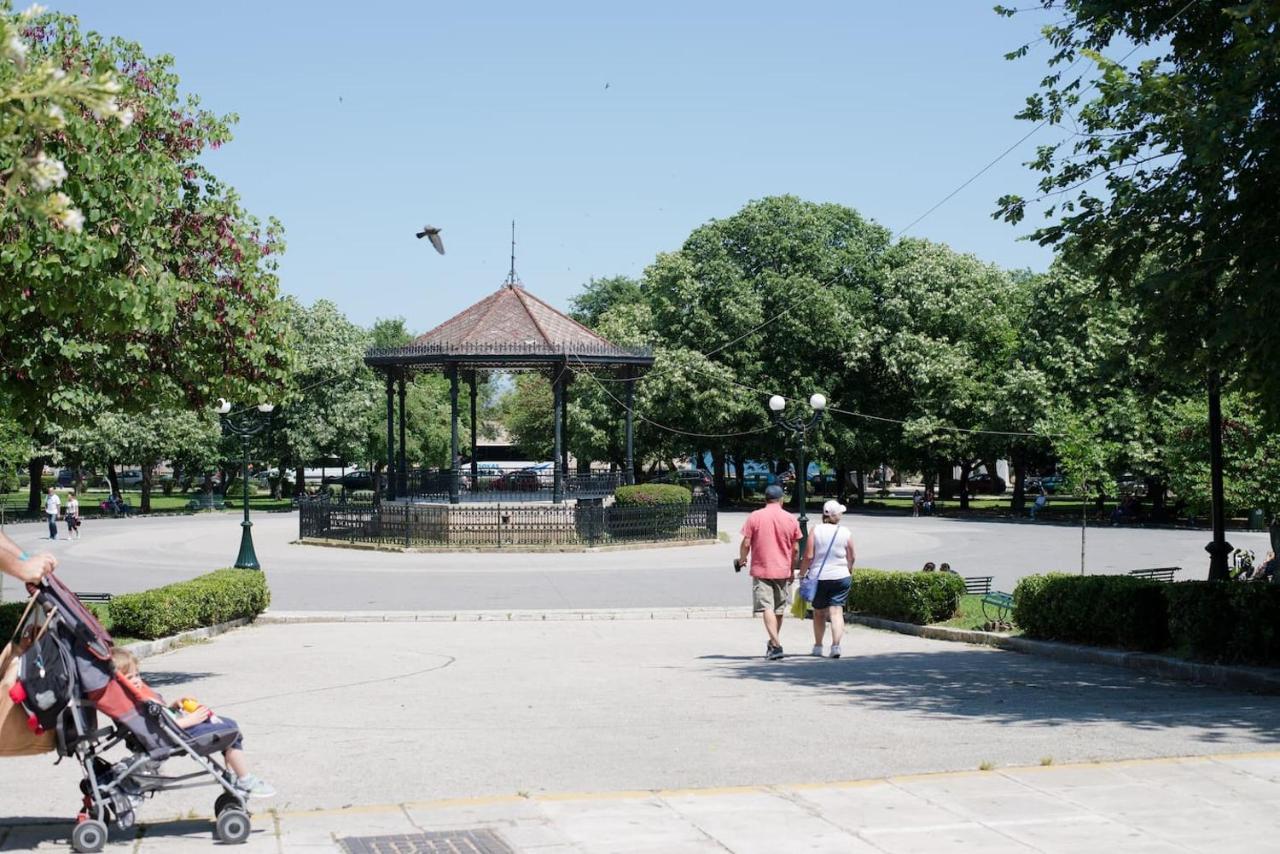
[1, 509, 1270, 610]
[4, 619, 1279, 819]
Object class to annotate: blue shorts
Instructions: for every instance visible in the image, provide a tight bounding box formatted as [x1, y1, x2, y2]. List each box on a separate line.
[184, 716, 243, 751]
[812, 577, 851, 609]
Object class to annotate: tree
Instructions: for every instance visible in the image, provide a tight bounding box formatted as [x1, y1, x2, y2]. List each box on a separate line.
[0, 10, 289, 435]
[569, 275, 643, 327]
[1043, 409, 1119, 575]
[267, 298, 377, 494]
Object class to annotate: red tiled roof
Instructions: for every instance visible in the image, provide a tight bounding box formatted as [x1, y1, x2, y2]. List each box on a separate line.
[413, 283, 621, 352]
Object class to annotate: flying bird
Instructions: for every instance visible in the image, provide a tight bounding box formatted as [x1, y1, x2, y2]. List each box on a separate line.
[416, 225, 445, 255]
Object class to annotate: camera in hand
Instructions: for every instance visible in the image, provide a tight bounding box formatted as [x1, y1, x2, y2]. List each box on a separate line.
[733, 558, 744, 573]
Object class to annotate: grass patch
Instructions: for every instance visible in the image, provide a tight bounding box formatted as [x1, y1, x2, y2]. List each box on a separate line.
[930, 594, 1019, 632]
[0, 488, 291, 515]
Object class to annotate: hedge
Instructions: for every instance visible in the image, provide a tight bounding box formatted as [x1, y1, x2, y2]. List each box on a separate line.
[0, 600, 23, 644]
[614, 484, 692, 508]
[108, 569, 271, 640]
[1165, 581, 1280, 665]
[848, 569, 965, 624]
[1013, 574, 1168, 651]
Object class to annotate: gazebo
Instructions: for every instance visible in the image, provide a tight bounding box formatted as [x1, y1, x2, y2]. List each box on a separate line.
[363, 278, 654, 504]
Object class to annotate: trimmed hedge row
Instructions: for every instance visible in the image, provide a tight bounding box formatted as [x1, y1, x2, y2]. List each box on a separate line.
[1014, 574, 1280, 665]
[109, 569, 271, 640]
[848, 569, 965, 624]
[0, 600, 24, 644]
[613, 484, 692, 507]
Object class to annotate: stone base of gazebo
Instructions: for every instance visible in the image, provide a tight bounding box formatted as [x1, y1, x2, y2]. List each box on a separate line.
[297, 496, 717, 550]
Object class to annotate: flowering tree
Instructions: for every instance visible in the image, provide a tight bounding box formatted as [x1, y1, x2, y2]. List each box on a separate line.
[0, 7, 289, 436]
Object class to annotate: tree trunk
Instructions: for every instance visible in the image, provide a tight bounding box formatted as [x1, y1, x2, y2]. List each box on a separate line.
[958, 461, 973, 511]
[853, 468, 865, 504]
[1011, 454, 1027, 513]
[1146, 476, 1166, 519]
[1270, 521, 1279, 557]
[26, 457, 44, 514]
[711, 448, 727, 506]
[139, 463, 154, 514]
[732, 455, 745, 504]
[105, 460, 120, 497]
[835, 464, 849, 504]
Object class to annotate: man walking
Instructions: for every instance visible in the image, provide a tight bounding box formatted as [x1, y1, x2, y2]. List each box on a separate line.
[737, 484, 801, 660]
[44, 486, 61, 540]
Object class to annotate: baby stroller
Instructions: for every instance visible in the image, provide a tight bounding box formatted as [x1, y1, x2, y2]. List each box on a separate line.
[5, 574, 251, 852]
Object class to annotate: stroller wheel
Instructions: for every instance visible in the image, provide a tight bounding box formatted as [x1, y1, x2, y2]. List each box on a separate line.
[215, 809, 251, 845]
[71, 818, 108, 853]
[214, 791, 245, 816]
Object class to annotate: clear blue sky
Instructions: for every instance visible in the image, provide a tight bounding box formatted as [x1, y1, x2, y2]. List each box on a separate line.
[56, 1, 1065, 329]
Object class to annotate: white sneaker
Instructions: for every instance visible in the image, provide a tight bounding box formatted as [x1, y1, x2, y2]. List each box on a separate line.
[811, 645, 824, 657]
[235, 774, 276, 798]
[830, 644, 842, 659]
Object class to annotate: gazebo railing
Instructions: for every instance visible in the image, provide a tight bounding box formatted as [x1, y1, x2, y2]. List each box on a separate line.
[298, 493, 717, 548]
[392, 469, 623, 503]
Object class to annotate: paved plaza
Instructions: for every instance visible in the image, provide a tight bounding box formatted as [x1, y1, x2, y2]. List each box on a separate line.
[1, 510, 1269, 610]
[3, 619, 1280, 851]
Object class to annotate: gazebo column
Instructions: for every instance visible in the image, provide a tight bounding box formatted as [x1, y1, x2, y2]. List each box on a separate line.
[397, 373, 407, 498]
[449, 364, 461, 504]
[384, 373, 396, 501]
[561, 374, 571, 481]
[552, 367, 564, 504]
[469, 371, 479, 488]
[624, 367, 636, 486]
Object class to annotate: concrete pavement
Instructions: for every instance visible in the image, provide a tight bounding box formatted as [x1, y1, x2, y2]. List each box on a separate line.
[5, 753, 1280, 852]
[2, 510, 1267, 610]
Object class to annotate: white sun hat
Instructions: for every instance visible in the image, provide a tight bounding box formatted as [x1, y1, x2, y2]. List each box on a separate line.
[822, 499, 847, 517]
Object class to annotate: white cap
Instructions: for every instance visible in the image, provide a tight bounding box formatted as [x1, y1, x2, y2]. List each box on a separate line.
[822, 499, 847, 517]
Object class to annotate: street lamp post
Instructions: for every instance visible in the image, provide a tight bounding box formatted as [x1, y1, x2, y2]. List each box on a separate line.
[216, 399, 275, 570]
[768, 393, 827, 549]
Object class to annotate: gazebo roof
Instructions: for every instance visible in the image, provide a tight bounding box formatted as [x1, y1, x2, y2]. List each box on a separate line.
[365, 282, 653, 370]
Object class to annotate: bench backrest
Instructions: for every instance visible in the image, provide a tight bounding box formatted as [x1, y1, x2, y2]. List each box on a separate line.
[1128, 567, 1180, 582]
[964, 575, 993, 595]
[74, 592, 113, 604]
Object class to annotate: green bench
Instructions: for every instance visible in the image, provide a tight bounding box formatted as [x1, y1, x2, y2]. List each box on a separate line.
[74, 592, 112, 605]
[981, 591, 1014, 622]
[1128, 567, 1180, 583]
[964, 575, 993, 595]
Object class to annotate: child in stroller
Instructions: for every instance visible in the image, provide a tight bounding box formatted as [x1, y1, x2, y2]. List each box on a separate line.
[111, 649, 275, 798]
[4, 574, 264, 852]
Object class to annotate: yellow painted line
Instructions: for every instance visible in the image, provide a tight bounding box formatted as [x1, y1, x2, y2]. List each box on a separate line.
[536, 789, 657, 803]
[401, 795, 528, 811]
[657, 785, 771, 798]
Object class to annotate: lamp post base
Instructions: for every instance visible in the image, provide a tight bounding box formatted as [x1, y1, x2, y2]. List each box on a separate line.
[234, 521, 260, 570]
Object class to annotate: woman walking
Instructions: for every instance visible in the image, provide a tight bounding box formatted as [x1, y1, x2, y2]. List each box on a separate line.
[800, 499, 856, 658]
[65, 489, 81, 539]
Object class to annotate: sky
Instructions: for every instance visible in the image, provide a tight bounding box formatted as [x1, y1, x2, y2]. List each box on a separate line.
[52, 1, 1070, 330]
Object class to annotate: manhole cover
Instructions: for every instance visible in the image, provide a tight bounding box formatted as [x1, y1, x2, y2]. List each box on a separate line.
[338, 830, 514, 854]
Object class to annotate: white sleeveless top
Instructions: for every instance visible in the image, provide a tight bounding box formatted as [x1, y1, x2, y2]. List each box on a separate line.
[808, 522, 852, 580]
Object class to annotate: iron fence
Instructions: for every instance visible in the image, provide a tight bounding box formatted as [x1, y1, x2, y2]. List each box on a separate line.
[298, 494, 717, 548]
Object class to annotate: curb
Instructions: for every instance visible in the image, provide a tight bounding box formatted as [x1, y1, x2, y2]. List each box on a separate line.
[847, 615, 1280, 695]
[121, 617, 254, 660]
[258, 606, 753, 624]
[294, 537, 721, 554]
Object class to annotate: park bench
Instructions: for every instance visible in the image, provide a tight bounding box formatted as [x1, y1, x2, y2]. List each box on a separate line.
[1128, 567, 1180, 583]
[187, 493, 226, 511]
[74, 592, 112, 605]
[964, 576, 993, 595]
[980, 591, 1014, 623]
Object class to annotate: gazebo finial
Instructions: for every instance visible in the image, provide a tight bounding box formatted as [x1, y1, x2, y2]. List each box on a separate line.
[505, 219, 522, 289]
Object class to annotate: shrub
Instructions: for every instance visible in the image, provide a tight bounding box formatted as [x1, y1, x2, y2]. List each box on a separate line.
[0, 600, 24, 643]
[109, 569, 270, 640]
[1013, 574, 1168, 651]
[848, 569, 965, 624]
[1166, 581, 1280, 665]
[612, 484, 692, 535]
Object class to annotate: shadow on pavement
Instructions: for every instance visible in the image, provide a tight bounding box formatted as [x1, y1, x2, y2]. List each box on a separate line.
[135, 670, 221, 688]
[699, 648, 1280, 743]
[0, 817, 249, 850]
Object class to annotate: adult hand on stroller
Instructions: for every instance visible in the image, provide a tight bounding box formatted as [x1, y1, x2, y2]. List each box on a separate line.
[9, 551, 56, 584]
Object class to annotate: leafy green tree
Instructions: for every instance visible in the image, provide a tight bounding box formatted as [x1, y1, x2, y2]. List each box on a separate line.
[569, 276, 643, 327]
[1042, 409, 1119, 575]
[996, 1, 1280, 412]
[0, 9, 289, 435]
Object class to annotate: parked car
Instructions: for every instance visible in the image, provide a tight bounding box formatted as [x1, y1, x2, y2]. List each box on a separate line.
[966, 472, 1006, 495]
[321, 470, 375, 491]
[116, 470, 144, 488]
[1032, 474, 1065, 494]
[490, 468, 543, 492]
[1116, 473, 1148, 497]
[649, 469, 713, 492]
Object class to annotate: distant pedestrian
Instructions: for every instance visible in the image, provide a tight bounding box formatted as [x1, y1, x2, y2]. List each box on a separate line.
[44, 486, 60, 539]
[65, 490, 80, 539]
[912, 490, 922, 518]
[800, 499, 856, 658]
[737, 484, 801, 660]
[1030, 489, 1048, 520]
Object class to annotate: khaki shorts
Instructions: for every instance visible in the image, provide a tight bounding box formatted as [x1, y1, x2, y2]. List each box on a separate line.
[752, 578, 793, 615]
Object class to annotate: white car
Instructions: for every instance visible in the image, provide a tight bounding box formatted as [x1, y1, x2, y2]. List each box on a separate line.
[116, 470, 144, 487]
